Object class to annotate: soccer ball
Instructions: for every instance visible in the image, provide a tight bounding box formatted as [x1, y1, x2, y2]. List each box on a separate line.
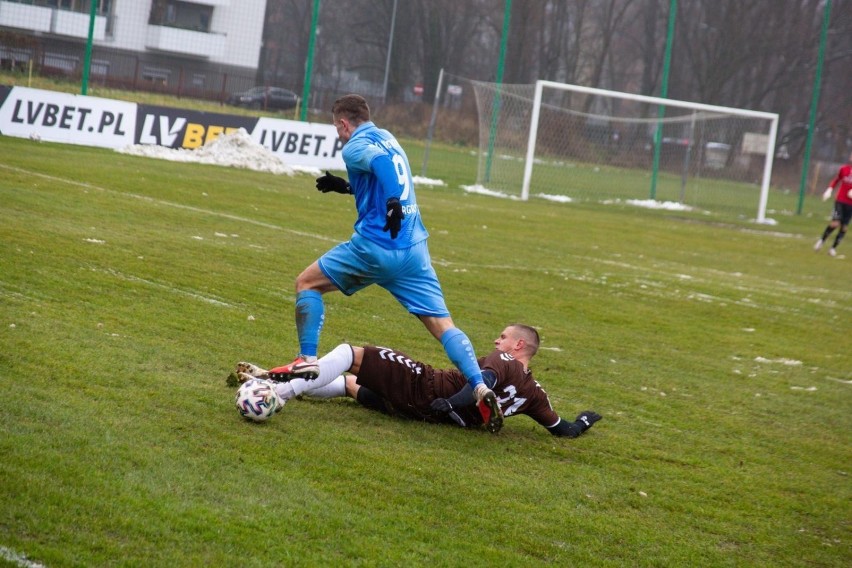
[235, 378, 283, 422]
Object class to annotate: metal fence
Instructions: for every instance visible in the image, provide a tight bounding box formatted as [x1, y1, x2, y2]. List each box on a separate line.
[0, 31, 260, 103]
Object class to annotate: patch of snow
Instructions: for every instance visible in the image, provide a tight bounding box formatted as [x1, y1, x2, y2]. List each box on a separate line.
[117, 128, 297, 175]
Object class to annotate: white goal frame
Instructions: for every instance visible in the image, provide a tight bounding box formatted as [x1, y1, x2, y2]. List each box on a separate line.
[521, 80, 780, 223]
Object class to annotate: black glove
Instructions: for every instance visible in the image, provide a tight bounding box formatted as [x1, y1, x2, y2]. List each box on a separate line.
[574, 410, 602, 433]
[316, 171, 351, 194]
[430, 398, 466, 427]
[382, 197, 404, 239]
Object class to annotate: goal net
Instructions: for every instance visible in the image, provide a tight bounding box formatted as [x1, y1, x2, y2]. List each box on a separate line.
[471, 80, 779, 222]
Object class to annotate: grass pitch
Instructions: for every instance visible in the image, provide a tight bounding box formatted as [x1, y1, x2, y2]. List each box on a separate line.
[0, 134, 849, 567]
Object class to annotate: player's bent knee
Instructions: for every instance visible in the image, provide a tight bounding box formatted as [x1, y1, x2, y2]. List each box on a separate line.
[420, 315, 455, 340]
[296, 264, 335, 293]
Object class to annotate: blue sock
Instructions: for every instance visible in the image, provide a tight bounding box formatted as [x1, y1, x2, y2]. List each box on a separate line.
[440, 328, 484, 389]
[295, 290, 324, 357]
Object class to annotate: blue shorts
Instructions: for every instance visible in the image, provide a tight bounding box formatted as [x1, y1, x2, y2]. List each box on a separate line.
[318, 233, 450, 318]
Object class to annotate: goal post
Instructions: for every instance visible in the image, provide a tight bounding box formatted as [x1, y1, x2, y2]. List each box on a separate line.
[472, 80, 780, 223]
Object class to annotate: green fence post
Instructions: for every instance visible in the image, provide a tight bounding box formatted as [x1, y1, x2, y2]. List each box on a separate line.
[81, 0, 98, 95]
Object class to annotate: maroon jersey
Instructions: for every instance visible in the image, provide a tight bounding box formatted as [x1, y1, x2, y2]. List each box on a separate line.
[829, 164, 852, 205]
[356, 346, 562, 429]
[470, 349, 561, 429]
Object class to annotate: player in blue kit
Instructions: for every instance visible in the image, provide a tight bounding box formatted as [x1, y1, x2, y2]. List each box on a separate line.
[265, 94, 502, 432]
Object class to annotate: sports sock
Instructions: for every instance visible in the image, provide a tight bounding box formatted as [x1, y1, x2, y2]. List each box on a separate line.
[274, 382, 296, 401]
[291, 343, 353, 397]
[295, 290, 325, 357]
[833, 229, 846, 248]
[821, 226, 835, 241]
[440, 328, 484, 389]
[302, 375, 347, 398]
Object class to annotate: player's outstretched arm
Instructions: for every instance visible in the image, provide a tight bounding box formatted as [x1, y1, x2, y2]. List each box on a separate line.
[547, 410, 603, 438]
[316, 171, 351, 194]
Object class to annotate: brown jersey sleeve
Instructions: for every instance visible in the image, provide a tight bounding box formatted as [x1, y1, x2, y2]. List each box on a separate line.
[482, 350, 562, 429]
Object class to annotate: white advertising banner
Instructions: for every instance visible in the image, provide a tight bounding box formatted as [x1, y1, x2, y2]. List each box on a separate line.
[251, 117, 345, 170]
[0, 86, 136, 149]
[0, 86, 347, 170]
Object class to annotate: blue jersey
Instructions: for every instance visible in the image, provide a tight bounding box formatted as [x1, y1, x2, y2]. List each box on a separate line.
[342, 122, 429, 249]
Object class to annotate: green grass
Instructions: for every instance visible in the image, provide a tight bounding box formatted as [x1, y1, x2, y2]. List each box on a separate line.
[480, 146, 824, 223]
[1, 134, 850, 567]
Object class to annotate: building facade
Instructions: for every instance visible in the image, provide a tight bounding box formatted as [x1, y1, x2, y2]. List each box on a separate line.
[0, 0, 267, 99]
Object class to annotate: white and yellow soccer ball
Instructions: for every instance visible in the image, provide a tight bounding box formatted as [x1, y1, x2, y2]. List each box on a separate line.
[235, 378, 283, 422]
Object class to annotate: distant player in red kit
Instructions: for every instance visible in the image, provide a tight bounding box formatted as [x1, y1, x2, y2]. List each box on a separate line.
[814, 161, 852, 257]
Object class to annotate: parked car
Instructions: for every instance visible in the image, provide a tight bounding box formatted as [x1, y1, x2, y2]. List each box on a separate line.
[226, 87, 300, 111]
[644, 137, 731, 169]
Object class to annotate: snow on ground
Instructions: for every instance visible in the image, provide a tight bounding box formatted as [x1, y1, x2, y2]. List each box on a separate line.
[117, 131, 453, 186]
[754, 356, 803, 366]
[413, 176, 446, 187]
[603, 198, 695, 211]
[0, 546, 46, 568]
[461, 184, 520, 199]
[537, 193, 574, 203]
[112, 137, 775, 226]
[116, 128, 318, 176]
[463, 185, 703, 211]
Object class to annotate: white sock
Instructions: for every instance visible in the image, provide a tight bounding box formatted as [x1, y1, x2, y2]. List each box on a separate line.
[274, 382, 296, 401]
[291, 344, 353, 397]
[303, 375, 347, 399]
[274, 374, 346, 401]
[285, 378, 311, 398]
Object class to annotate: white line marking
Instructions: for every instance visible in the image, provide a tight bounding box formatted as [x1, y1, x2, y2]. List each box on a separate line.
[0, 164, 339, 243]
[97, 268, 234, 307]
[0, 546, 46, 568]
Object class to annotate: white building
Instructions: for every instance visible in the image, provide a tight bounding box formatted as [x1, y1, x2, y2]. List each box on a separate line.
[0, 0, 267, 96]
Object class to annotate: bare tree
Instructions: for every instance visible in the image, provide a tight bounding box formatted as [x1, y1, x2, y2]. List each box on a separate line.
[504, 0, 545, 83]
[580, 0, 636, 112]
[260, 0, 314, 91]
[537, 0, 589, 84]
[412, 0, 494, 102]
[257, 0, 852, 161]
[671, 0, 815, 109]
[817, 0, 852, 161]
